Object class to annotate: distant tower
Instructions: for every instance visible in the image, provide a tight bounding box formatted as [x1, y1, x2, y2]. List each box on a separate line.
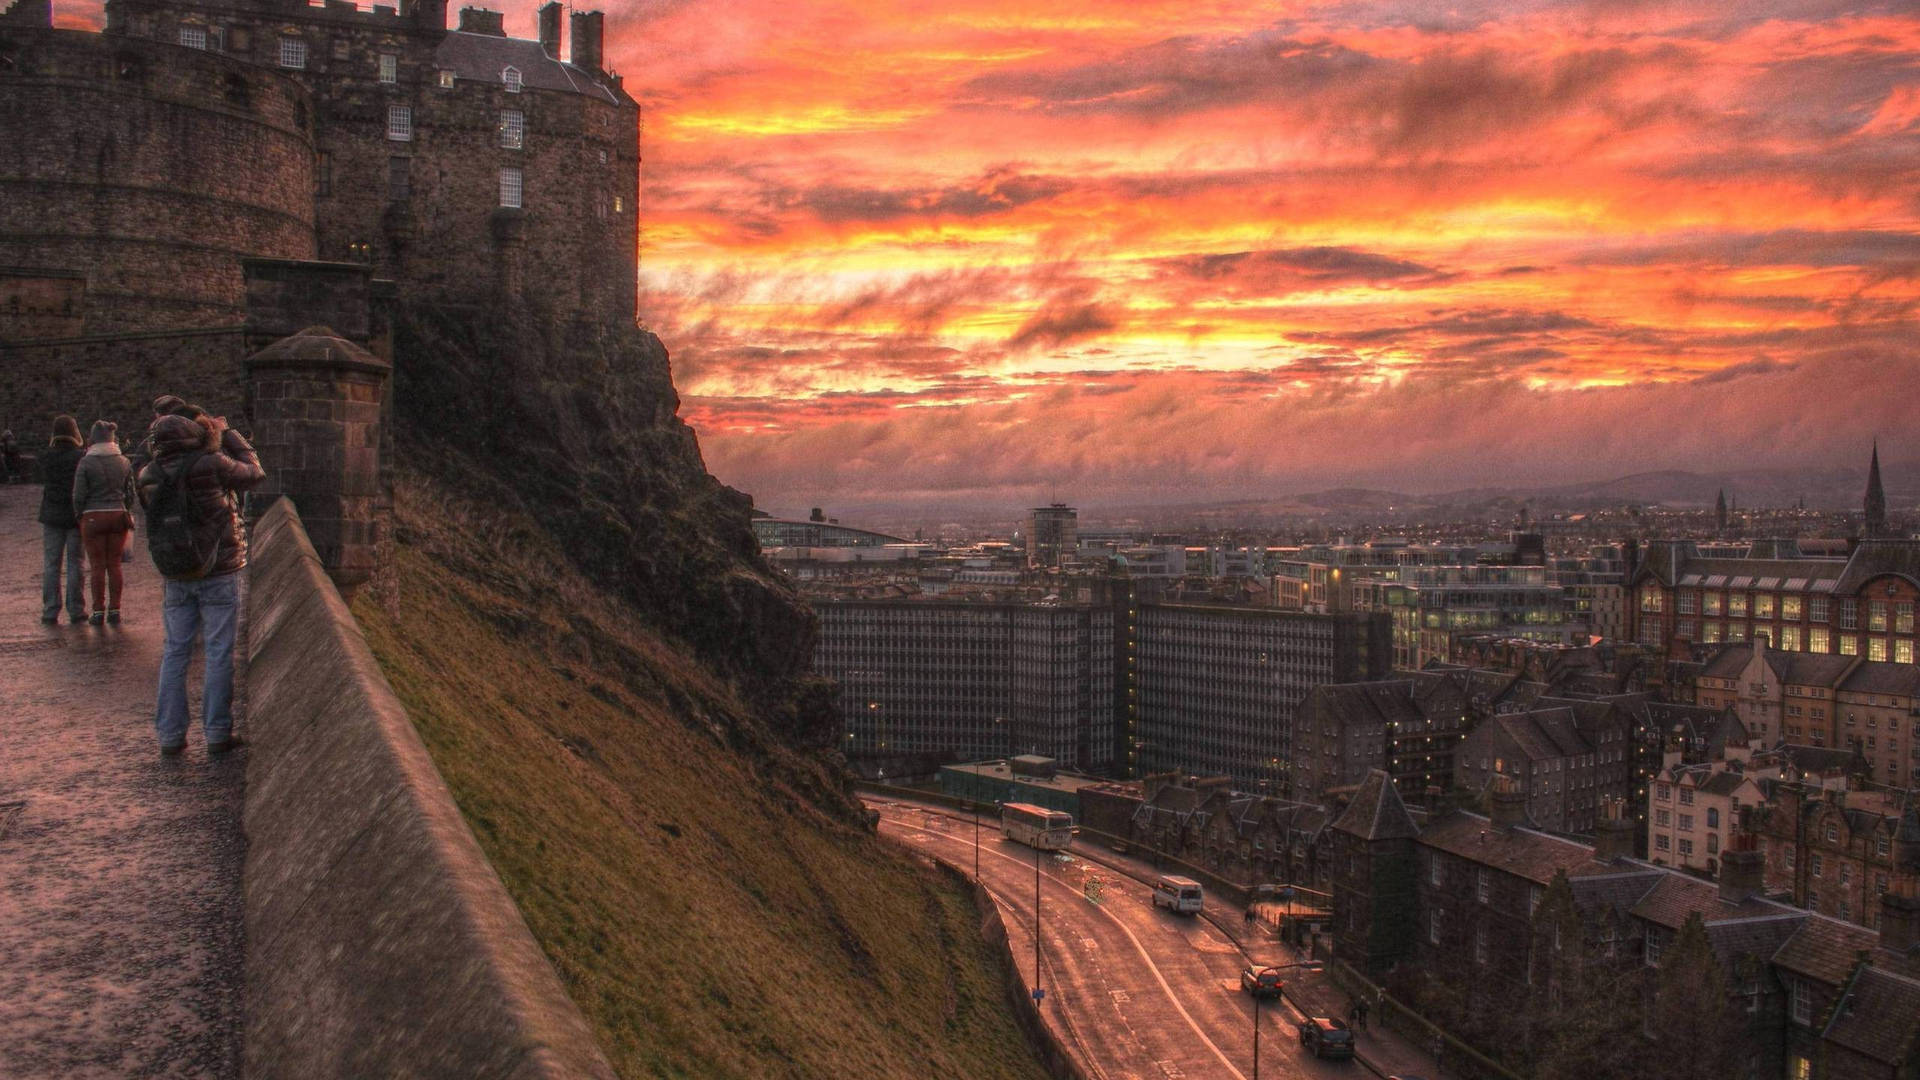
[1865, 442, 1889, 538]
[1027, 503, 1078, 569]
[1518, 501, 1531, 530]
[1715, 488, 1728, 533]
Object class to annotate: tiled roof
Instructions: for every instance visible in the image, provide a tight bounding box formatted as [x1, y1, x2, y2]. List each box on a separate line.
[1762, 744, 1870, 777]
[1331, 770, 1420, 841]
[1764, 651, 1859, 689]
[1568, 869, 1663, 916]
[434, 31, 628, 104]
[1832, 540, 1920, 595]
[1704, 915, 1806, 971]
[1698, 771, 1754, 797]
[1773, 914, 1885, 985]
[1628, 874, 1793, 930]
[1418, 811, 1603, 885]
[1825, 967, 1920, 1065]
[1838, 660, 1920, 698]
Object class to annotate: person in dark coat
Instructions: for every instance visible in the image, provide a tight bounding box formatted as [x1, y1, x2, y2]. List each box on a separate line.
[73, 420, 136, 625]
[38, 415, 87, 624]
[136, 412, 265, 755]
[1, 428, 24, 483]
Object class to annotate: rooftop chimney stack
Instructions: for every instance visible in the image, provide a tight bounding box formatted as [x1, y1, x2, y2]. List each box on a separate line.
[569, 9, 604, 73]
[1880, 880, 1920, 956]
[1489, 770, 1526, 833]
[1593, 796, 1635, 862]
[1719, 832, 1765, 904]
[537, 1, 562, 56]
[456, 6, 504, 35]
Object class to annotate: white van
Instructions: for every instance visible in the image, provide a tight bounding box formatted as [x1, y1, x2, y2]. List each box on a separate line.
[1151, 875, 1204, 914]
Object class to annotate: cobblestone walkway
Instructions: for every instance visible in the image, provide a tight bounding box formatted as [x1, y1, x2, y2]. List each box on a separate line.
[0, 483, 244, 1078]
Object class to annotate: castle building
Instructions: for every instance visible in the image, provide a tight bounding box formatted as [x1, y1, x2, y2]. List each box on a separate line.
[1, 0, 635, 432]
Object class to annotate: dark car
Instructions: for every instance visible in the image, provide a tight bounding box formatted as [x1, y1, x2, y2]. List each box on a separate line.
[1239, 965, 1285, 999]
[1298, 1016, 1355, 1060]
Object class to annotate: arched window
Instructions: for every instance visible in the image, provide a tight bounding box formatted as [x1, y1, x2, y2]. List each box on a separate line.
[501, 65, 521, 92]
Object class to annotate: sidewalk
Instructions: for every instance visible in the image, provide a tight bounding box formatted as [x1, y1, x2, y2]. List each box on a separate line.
[0, 484, 245, 1078]
[1220, 900, 1444, 1080]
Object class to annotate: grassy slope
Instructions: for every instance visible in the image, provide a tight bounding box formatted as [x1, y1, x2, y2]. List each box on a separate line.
[352, 478, 1046, 1080]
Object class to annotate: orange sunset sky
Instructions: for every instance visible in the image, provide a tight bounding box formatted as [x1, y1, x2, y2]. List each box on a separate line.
[74, 0, 1920, 512]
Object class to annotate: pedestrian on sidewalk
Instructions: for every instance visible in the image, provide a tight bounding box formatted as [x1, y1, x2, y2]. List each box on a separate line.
[137, 412, 264, 756]
[37, 415, 87, 625]
[73, 420, 136, 626]
[1354, 1000, 1369, 1030]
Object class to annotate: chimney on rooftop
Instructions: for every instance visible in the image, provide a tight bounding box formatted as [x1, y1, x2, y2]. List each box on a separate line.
[1880, 879, 1920, 956]
[569, 9, 604, 73]
[1489, 770, 1526, 833]
[456, 6, 504, 35]
[1593, 795, 1635, 862]
[1719, 832, 1764, 904]
[537, 1, 562, 55]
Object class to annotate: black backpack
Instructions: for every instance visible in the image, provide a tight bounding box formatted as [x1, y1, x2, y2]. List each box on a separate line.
[146, 452, 223, 579]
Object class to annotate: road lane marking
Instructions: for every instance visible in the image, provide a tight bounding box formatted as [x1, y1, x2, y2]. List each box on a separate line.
[881, 813, 1248, 1080]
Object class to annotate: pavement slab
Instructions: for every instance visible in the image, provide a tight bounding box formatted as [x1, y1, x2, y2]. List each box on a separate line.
[0, 484, 245, 1078]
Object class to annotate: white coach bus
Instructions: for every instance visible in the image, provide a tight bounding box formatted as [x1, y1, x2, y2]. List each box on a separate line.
[1000, 802, 1074, 851]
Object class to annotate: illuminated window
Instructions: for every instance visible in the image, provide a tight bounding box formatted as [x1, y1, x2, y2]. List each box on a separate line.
[499, 166, 522, 207]
[1782, 626, 1801, 651]
[1705, 593, 1723, 615]
[279, 36, 306, 69]
[498, 109, 524, 149]
[1840, 634, 1858, 656]
[386, 104, 411, 141]
[1899, 640, 1914, 665]
[1870, 601, 1888, 632]
[437, 69, 455, 89]
[1810, 628, 1830, 652]
[1870, 638, 1887, 662]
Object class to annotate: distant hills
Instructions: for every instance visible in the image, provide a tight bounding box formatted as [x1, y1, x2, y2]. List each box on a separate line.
[762, 462, 1914, 534]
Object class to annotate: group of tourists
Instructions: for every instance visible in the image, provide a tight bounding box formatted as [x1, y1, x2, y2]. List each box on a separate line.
[30, 394, 266, 756]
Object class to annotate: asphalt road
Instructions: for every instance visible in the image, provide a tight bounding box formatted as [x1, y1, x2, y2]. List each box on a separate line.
[873, 802, 1369, 1080]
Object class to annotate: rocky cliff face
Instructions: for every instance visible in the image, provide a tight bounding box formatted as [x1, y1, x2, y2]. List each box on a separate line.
[388, 301, 839, 751]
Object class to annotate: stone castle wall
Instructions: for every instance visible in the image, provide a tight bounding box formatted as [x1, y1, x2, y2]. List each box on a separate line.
[105, 0, 639, 322]
[0, 28, 315, 334]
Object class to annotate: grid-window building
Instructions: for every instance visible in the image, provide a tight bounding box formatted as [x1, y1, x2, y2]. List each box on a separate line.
[1133, 604, 1390, 790]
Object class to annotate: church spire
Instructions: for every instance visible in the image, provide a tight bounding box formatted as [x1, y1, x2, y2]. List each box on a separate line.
[1865, 441, 1888, 539]
[1715, 488, 1728, 533]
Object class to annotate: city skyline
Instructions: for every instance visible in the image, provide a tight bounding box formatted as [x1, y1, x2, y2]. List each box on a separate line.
[56, 0, 1920, 509]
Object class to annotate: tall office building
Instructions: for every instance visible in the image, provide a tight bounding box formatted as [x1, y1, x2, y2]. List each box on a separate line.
[1131, 604, 1392, 790]
[1027, 504, 1078, 569]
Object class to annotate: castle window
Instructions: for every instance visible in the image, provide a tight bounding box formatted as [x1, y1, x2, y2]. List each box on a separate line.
[499, 109, 524, 150]
[502, 66, 522, 92]
[387, 156, 410, 202]
[279, 36, 307, 70]
[599, 149, 608, 164]
[180, 26, 207, 50]
[387, 105, 412, 142]
[437, 69, 455, 89]
[379, 53, 397, 84]
[613, 195, 623, 213]
[499, 166, 523, 208]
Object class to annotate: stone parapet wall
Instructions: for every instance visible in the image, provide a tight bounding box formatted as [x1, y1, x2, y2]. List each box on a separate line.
[243, 498, 616, 1080]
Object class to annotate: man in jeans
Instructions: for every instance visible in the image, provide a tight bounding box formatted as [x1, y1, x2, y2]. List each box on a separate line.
[136, 413, 265, 756]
